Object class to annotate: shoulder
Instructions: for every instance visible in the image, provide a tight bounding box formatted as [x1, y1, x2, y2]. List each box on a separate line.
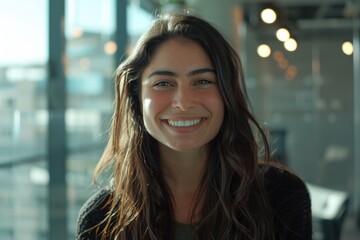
[261, 164, 309, 196]
[260, 164, 313, 239]
[76, 187, 113, 240]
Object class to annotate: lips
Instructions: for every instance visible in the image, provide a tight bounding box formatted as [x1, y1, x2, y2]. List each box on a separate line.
[166, 118, 202, 127]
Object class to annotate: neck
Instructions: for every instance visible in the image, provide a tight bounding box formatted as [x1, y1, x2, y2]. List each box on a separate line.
[159, 144, 207, 223]
[160, 145, 207, 190]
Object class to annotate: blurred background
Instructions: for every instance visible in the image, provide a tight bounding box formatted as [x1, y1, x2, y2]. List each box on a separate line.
[0, 0, 359, 239]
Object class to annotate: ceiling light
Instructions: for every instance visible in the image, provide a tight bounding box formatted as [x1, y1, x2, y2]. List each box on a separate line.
[342, 41, 353, 55]
[276, 28, 290, 42]
[278, 59, 288, 69]
[261, 8, 277, 24]
[104, 41, 118, 55]
[273, 51, 284, 62]
[284, 38, 297, 52]
[257, 44, 271, 58]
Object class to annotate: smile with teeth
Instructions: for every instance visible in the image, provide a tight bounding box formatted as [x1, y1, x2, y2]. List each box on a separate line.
[166, 119, 202, 127]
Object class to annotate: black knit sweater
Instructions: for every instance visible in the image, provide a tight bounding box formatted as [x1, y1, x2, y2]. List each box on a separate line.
[77, 167, 312, 239]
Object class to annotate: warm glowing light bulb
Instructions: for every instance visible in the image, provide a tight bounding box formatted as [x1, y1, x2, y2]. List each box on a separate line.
[73, 26, 83, 38]
[261, 8, 277, 24]
[284, 38, 297, 52]
[104, 41, 118, 55]
[273, 51, 284, 62]
[278, 59, 288, 69]
[276, 28, 290, 42]
[342, 41, 353, 55]
[257, 44, 271, 58]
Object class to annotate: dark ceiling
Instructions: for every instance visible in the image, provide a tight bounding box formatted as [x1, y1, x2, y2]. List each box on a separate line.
[143, 0, 359, 31]
[242, 0, 359, 31]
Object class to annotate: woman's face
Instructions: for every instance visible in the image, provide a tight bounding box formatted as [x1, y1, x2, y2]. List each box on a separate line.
[140, 38, 224, 153]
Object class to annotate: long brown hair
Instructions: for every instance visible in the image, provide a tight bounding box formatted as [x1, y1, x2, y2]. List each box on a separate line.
[93, 13, 274, 239]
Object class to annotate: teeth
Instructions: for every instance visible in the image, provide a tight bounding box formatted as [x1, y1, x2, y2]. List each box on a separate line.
[167, 119, 201, 127]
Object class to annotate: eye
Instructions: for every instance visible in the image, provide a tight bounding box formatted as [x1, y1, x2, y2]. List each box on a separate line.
[196, 79, 212, 85]
[153, 80, 174, 88]
[195, 79, 215, 86]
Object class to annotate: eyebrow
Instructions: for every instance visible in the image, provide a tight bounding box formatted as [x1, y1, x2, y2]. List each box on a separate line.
[147, 68, 216, 78]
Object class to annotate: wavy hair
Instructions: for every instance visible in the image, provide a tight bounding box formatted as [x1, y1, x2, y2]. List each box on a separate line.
[93, 13, 274, 239]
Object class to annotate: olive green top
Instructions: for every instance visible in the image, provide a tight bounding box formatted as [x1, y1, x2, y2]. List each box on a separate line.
[175, 222, 195, 240]
[77, 167, 312, 239]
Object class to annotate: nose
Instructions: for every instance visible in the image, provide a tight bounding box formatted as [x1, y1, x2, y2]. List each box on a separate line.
[171, 85, 196, 111]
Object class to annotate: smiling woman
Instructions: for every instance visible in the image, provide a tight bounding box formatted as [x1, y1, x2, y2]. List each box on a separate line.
[141, 39, 224, 153]
[76, 13, 312, 240]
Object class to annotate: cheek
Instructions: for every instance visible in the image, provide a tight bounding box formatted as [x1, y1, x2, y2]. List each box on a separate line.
[215, 102, 225, 126]
[141, 97, 155, 128]
[203, 91, 224, 114]
[140, 88, 153, 117]
[142, 90, 170, 111]
[141, 98, 154, 134]
[141, 93, 167, 124]
[142, 98, 152, 115]
[141, 94, 169, 137]
[209, 93, 225, 128]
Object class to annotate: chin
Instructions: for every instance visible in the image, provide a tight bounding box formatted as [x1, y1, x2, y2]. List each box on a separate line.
[166, 142, 207, 153]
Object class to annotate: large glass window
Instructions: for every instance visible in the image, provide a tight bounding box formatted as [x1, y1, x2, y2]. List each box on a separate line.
[0, 0, 48, 239]
[0, 0, 156, 235]
[66, 0, 154, 239]
[64, 0, 117, 238]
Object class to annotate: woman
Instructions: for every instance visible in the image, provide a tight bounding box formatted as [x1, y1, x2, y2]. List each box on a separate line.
[77, 13, 312, 240]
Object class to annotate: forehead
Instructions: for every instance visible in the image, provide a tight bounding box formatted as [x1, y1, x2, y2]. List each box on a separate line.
[144, 38, 213, 72]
